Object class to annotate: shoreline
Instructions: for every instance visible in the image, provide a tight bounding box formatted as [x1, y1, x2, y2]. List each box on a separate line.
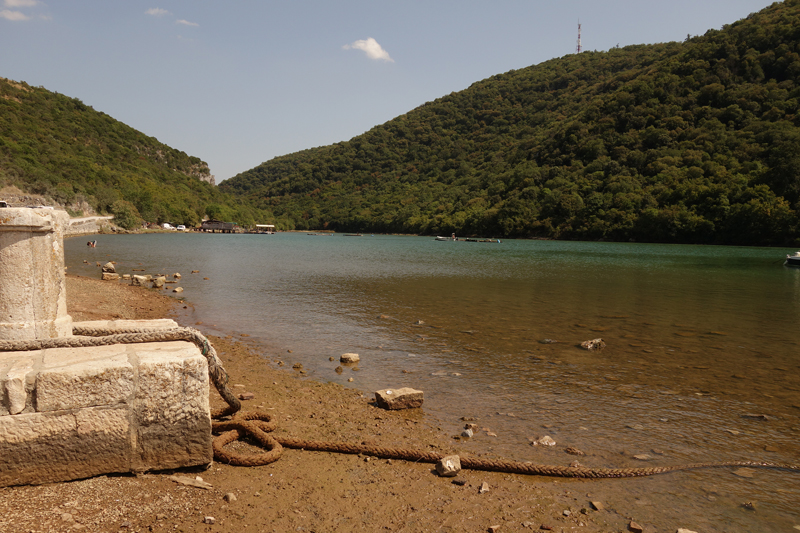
[1, 275, 732, 532]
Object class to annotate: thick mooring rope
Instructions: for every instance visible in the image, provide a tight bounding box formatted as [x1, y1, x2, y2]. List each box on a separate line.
[3, 327, 799, 479]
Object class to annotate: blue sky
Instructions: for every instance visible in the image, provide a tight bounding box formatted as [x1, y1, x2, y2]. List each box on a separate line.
[1, 0, 776, 182]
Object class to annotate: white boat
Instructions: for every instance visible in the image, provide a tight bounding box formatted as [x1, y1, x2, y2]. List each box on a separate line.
[786, 251, 800, 267]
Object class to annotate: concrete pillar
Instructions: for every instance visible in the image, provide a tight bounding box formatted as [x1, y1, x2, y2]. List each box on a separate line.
[0, 208, 72, 340]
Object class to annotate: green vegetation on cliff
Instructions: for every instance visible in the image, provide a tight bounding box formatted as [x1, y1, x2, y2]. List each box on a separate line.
[0, 78, 262, 227]
[222, 0, 800, 245]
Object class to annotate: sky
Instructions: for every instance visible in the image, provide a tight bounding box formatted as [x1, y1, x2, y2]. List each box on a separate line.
[0, 0, 777, 183]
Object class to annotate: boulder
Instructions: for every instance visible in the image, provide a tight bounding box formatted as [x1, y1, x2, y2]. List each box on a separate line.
[101, 262, 116, 273]
[131, 275, 147, 287]
[374, 387, 424, 410]
[436, 455, 461, 477]
[101, 272, 120, 281]
[173, 273, 182, 279]
[152, 276, 166, 289]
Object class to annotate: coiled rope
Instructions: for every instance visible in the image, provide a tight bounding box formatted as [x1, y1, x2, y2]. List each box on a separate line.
[3, 326, 799, 479]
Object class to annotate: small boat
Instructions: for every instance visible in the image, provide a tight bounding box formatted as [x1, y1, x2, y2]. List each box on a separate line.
[344, 233, 363, 237]
[786, 251, 800, 267]
[435, 236, 456, 241]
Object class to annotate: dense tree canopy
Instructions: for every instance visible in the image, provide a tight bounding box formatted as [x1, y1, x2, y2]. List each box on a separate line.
[222, 0, 800, 245]
[0, 79, 266, 227]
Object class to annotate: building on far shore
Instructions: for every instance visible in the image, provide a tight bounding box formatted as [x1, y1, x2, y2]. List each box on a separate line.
[199, 219, 239, 233]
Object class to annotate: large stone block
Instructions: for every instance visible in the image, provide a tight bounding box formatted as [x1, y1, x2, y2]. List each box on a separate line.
[0, 334, 213, 487]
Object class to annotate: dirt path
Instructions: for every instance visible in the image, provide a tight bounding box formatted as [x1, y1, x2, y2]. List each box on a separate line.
[0, 275, 635, 533]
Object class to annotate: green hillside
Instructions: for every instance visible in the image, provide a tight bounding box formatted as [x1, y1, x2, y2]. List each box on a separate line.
[222, 0, 800, 245]
[0, 78, 262, 228]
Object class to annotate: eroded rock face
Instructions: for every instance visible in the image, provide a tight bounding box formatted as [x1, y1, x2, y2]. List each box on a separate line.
[374, 387, 424, 410]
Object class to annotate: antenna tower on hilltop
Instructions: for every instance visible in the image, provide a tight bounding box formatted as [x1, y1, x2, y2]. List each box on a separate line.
[576, 21, 582, 53]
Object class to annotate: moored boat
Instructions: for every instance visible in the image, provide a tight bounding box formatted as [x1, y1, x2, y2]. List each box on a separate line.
[786, 251, 800, 267]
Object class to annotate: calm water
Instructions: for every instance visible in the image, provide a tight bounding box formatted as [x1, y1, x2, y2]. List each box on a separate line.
[65, 233, 800, 531]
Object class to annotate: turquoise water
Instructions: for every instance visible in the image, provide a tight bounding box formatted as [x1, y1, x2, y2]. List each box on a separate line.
[66, 233, 800, 531]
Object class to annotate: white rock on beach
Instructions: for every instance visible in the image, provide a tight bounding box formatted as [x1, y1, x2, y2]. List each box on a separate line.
[340, 353, 360, 363]
[435, 455, 461, 477]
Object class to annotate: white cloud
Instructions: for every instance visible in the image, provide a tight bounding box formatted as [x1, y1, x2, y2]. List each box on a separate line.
[343, 37, 394, 63]
[145, 7, 170, 17]
[4, 0, 37, 7]
[176, 19, 198, 27]
[0, 9, 28, 20]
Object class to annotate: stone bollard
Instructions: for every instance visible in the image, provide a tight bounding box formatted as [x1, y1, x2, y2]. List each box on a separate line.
[0, 208, 72, 340]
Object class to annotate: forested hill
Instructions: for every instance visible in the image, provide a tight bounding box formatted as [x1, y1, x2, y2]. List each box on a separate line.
[0, 78, 263, 228]
[222, 0, 800, 245]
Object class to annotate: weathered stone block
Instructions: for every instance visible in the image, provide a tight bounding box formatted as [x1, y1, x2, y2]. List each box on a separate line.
[0, 407, 130, 486]
[36, 354, 134, 411]
[374, 387, 424, 410]
[131, 275, 147, 286]
[101, 272, 120, 281]
[0, 335, 213, 486]
[133, 342, 212, 471]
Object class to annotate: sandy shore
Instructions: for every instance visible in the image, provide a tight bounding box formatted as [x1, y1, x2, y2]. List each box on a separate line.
[0, 275, 633, 533]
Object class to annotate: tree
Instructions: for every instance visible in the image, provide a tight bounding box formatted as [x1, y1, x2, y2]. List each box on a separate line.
[111, 200, 142, 230]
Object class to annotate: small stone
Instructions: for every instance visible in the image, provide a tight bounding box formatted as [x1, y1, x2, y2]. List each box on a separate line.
[451, 479, 467, 486]
[152, 276, 166, 288]
[61, 513, 73, 522]
[436, 455, 461, 477]
[203, 516, 216, 524]
[101, 272, 119, 281]
[347, 377, 354, 382]
[173, 272, 181, 279]
[540, 339, 558, 344]
[590, 501, 604, 511]
[461, 429, 474, 438]
[486, 431, 497, 437]
[569, 460, 583, 468]
[465, 423, 478, 431]
[733, 468, 756, 478]
[540, 525, 553, 531]
[335, 366, 343, 374]
[191, 270, 199, 273]
[741, 501, 757, 511]
[633, 454, 653, 461]
[677, 529, 699, 533]
[580, 338, 606, 350]
[223, 493, 237, 502]
[563, 510, 571, 517]
[479, 482, 490, 494]
[522, 521, 535, 528]
[292, 363, 303, 369]
[238, 392, 255, 400]
[329, 356, 335, 361]
[203, 277, 209, 280]
[341, 353, 360, 363]
[101, 262, 116, 273]
[414, 320, 425, 325]
[565, 446, 585, 456]
[375, 387, 424, 410]
[626, 424, 645, 430]
[531, 435, 556, 446]
[488, 526, 501, 533]
[121, 521, 131, 528]
[173, 287, 183, 293]
[628, 521, 643, 533]
[764, 445, 779, 452]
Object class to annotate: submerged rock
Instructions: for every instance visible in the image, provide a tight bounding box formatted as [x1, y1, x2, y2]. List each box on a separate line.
[580, 338, 606, 350]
